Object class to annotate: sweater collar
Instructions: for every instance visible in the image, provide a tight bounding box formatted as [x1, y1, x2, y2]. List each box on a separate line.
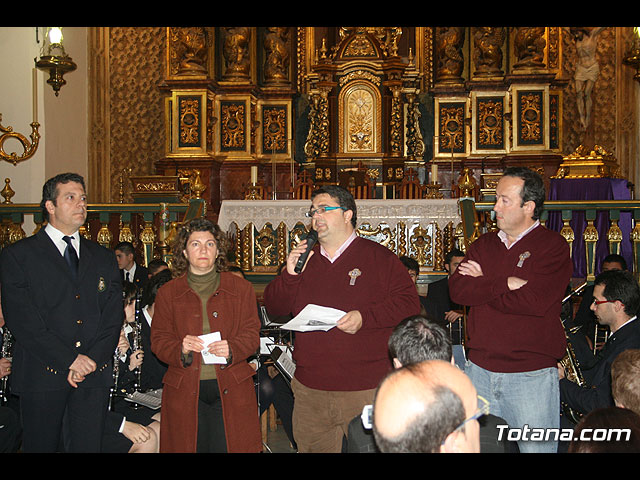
[498, 220, 540, 249]
[172, 271, 238, 299]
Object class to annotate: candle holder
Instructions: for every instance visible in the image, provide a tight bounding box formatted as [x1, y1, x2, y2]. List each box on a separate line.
[0, 114, 41, 165]
[425, 182, 443, 199]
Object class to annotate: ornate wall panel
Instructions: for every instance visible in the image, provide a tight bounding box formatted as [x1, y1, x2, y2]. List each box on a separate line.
[471, 92, 507, 153]
[260, 104, 289, 155]
[435, 99, 468, 156]
[338, 80, 382, 155]
[512, 86, 548, 150]
[218, 98, 249, 155]
[108, 27, 166, 203]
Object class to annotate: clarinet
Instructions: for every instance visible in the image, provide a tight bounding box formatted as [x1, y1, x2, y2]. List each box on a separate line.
[130, 290, 144, 408]
[0, 327, 14, 406]
[108, 342, 121, 411]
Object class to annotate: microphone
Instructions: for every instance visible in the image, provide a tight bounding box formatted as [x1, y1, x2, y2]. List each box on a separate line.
[294, 229, 318, 274]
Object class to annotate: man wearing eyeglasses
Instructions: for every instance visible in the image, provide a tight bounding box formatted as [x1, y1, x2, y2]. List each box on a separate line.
[372, 359, 482, 453]
[263, 185, 421, 453]
[449, 167, 573, 453]
[559, 269, 640, 421]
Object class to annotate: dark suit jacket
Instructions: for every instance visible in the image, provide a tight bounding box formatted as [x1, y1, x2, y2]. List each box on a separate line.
[0, 228, 123, 393]
[121, 263, 148, 290]
[560, 318, 640, 415]
[425, 277, 451, 327]
[425, 277, 463, 342]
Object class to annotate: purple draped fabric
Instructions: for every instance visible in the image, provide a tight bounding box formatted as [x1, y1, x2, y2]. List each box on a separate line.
[547, 178, 632, 278]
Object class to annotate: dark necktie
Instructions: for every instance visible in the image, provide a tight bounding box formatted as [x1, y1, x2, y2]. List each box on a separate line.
[125, 271, 130, 283]
[62, 235, 79, 277]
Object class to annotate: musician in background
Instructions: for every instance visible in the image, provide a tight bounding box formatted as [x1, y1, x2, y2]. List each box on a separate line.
[568, 253, 627, 360]
[424, 248, 467, 370]
[559, 270, 640, 418]
[102, 281, 160, 453]
[0, 292, 21, 453]
[449, 167, 572, 453]
[115, 241, 149, 290]
[139, 270, 171, 390]
[399, 256, 429, 316]
[146, 258, 169, 279]
[264, 185, 420, 453]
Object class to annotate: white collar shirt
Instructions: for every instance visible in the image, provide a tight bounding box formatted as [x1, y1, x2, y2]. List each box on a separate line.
[45, 223, 80, 258]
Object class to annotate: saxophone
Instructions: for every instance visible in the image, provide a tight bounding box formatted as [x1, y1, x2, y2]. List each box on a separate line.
[559, 282, 587, 424]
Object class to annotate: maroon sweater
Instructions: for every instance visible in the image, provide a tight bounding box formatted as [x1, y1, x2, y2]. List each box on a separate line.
[449, 224, 572, 373]
[264, 236, 421, 391]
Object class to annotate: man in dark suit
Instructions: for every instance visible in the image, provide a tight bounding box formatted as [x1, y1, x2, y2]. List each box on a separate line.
[114, 241, 148, 290]
[567, 253, 627, 361]
[0, 172, 123, 452]
[425, 248, 466, 368]
[559, 269, 640, 419]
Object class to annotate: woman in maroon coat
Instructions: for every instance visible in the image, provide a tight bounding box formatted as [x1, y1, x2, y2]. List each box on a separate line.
[151, 218, 261, 453]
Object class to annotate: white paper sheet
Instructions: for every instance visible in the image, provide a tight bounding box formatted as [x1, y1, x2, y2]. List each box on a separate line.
[280, 304, 346, 332]
[199, 331, 227, 364]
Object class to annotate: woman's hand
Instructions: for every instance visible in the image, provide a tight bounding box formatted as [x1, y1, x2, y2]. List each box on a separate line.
[208, 339, 230, 360]
[182, 334, 205, 355]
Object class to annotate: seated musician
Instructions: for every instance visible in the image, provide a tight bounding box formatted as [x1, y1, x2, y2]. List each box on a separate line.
[102, 282, 161, 453]
[559, 270, 640, 425]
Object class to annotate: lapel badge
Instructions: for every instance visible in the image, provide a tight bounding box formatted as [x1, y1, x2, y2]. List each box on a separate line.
[98, 277, 106, 292]
[517, 251, 531, 268]
[348, 268, 362, 286]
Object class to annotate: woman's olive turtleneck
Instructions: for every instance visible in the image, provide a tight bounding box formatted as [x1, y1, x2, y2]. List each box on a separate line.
[187, 267, 220, 380]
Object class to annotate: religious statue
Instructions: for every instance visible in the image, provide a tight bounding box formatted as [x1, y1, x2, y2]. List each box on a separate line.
[263, 27, 290, 84]
[435, 27, 465, 83]
[472, 27, 505, 76]
[222, 27, 251, 80]
[175, 27, 208, 75]
[513, 27, 546, 69]
[569, 27, 607, 131]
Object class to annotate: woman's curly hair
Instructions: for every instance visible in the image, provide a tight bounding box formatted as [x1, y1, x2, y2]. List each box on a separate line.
[170, 217, 228, 277]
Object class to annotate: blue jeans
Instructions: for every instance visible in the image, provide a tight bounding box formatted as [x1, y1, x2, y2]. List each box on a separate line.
[465, 360, 560, 453]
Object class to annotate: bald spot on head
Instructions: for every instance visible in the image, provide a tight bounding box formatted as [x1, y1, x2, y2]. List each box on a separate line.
[373, 360, 475, 439]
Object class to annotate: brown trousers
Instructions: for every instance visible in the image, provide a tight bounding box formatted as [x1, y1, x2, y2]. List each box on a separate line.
[291, 377, 375, 453]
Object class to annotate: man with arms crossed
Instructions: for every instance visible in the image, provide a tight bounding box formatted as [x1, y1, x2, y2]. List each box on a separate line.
[449, 167, 572, 453]
[264, 185, 420, 452]
[0, 173, 122, 452]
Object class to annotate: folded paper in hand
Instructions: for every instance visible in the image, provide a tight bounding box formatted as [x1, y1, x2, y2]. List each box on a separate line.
[200, 331, 227, 364]
[280, 304, 345, 332]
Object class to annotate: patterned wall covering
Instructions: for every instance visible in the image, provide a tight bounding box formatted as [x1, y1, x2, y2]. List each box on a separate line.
[92, 27, 636, 205]
[108, 27, 166, 203]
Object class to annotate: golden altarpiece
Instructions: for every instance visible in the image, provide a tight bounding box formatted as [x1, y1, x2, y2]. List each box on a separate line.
[113, 26, 635, 279]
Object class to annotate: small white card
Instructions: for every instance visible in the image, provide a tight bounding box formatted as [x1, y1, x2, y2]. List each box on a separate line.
[199, 331, 227, 364]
